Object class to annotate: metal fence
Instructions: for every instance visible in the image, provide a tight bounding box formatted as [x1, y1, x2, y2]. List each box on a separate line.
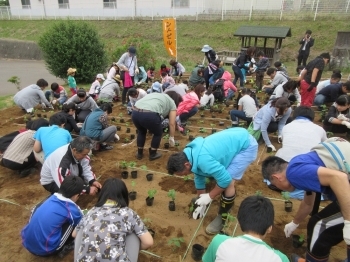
[1, 0, 350, 21]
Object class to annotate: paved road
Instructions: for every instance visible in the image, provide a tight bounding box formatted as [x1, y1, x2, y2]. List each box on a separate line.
[0, 59, 64, 96]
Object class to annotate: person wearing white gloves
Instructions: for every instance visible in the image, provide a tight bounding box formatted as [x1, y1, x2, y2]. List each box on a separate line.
[262, 137, 350, 262]
[167, 128, 258, 235]
[252, 97, 292, 152]
[132, 91, 183, 161]
[323, 94, 350, 135]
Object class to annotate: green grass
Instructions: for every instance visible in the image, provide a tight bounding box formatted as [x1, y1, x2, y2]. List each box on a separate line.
[0, 94, 15, 110]
[0, 19, 349, 72]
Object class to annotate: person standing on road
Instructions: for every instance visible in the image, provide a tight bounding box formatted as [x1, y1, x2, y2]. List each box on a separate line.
[167, 128, 258, 235]
[262, 137, 350, 262]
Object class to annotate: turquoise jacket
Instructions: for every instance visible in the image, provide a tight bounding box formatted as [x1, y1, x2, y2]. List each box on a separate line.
[183, 128, 250, 190]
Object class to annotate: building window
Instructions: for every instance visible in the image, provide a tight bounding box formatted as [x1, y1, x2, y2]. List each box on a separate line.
[58, 0, 69, 9]
[21, 0, 31, 9]
[171, 0, 189, 8]
[103, 0, 117, 9]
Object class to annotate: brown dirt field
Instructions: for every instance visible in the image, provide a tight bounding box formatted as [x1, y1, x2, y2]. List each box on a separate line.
[0, 102, 346, 262]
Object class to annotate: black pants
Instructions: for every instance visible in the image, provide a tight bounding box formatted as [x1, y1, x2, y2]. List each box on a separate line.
[255, 71, 265, 90]
[122, 87, 131, 105]
[1, 152, 36, 171]
[132, 111, 163, 149]
[76, 109, 91, 123]
[297, 50, 309, 66]
[266, 117, 293, 133]
[307, 201, 345, 259]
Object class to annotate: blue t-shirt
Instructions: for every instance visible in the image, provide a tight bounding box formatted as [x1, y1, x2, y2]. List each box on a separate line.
[21, 193, 82, 256]
[34, 125, 72, 159]
[287, 152, 335, 200]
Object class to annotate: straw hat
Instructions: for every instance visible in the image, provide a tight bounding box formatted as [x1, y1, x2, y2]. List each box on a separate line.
[201, 45, 213, 52]
[67, 68, 77, 75]
[113, 75, 122, 84]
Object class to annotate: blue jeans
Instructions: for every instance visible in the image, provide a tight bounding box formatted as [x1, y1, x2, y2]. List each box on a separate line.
[226, 90, 235, 100]
[230, 110, 252, 124]
[179, 106, 198, 124]
[232, 65, 244, 88]
[45, 91, 67, 104]
[314, 94, 328, 107]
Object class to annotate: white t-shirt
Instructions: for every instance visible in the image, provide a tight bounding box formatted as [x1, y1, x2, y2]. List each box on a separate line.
[200, 94, 215, 106]
[316, 79, 331, 94]
[129, 88, 147, 106]
[276, 118, 327, 161]
[238, 95, 257, 118]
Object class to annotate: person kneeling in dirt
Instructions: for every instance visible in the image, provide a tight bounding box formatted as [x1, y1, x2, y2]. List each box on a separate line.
[167, 128, 258, 235]
[21, 176, 84, 258]
[40, 136, 101, 196]
[202, 195, 288, 262]
[80, 103, 118, 151]
[1, 118, 49, 177]
[262, 137, 350, 262]
[74, 178, 153, 262]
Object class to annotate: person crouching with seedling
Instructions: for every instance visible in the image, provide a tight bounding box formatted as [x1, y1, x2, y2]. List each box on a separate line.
[202, 195, 289, 262]
[167, 128, 258, 234]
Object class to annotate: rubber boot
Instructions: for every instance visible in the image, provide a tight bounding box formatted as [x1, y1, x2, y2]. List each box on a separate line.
[149, 148, 162, 161]
[136, 148, 143, 160]
[205, 193, 235, 235]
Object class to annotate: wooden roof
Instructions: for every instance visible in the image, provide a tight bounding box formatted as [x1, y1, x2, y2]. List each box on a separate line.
[234, 26, 292, 38]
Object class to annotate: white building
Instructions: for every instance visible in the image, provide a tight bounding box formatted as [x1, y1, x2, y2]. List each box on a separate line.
[8, 0, 287, 19]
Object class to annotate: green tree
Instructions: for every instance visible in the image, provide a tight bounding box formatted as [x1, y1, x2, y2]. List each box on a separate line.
[0, 0, 9, 6]
[39, 20, 108, 83]
[112, 38, 156, 70]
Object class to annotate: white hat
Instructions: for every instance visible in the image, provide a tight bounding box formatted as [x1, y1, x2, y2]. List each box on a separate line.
[201, 45, 212, 52]
[96, 73, 105, 80]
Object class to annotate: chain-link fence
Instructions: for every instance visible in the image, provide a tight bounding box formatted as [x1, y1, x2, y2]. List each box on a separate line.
[1, 0, 350, 20]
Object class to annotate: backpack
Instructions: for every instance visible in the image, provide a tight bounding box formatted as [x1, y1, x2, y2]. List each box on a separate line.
[212, 79, 225, 102]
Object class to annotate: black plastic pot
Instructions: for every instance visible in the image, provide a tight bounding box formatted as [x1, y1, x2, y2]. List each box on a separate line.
[212, 115, 216, 118]
[130, 134, 135, 140]
[117, 126, 121, 131]
[126, 128, 130, 133]
[129, 191, 137, 200]
[169, 201, 176, 211]
[189, 135, 194, 141]
[200, 114, 205, 118]
[37, 113, 42, 117]
[164, 143, 170, 149]
[212, 129, 217, 134]
[191, 244, 205, 261]
[285, 200, 293, 212]
[121, 171, 129, 179]
[131, 170, 138, 179]
[149, 228, 155, 238]
[218, 110, 222, 113]
[146, 173, 153, 181]
[43, 114, 47, 119]
[226, 116, 230, 120]
[292, 234, 304, 248]
[120, 119, 125, 123]
[146, 197, 154, 206]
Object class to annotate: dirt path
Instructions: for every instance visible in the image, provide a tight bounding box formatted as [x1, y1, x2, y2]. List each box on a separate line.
[0, 59, 64, 96]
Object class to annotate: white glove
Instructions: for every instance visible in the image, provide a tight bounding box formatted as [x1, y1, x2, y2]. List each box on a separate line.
[195, 193, 212, 206]
[297, 102, 301, 107]
[284, 220, 299, 237]
[169, 136, 175, 147]
[278, 136, 282, 144]
[137, 82, 142, 85]
[192, 205, 206, 220]
[135, 68, 139, 75]
[338, 114, 349, 121]
[267, 144, 276, 152]
[343, 220, 350, 245]
[115, 134, 120, 141]
[77, 123, 83, 128]
[51, 99, 57, 105]
[342, 121, 350, 129]
[41, 102, 47, 109]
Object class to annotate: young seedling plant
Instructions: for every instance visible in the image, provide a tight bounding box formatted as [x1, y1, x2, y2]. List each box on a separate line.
[120, 160, 128, 169]
[255, 190, 262, 196]
[168, 237, 184, 251]
[140, 165, 147, 171]
[199, 128, 207, 133]
[128, 161, 137, 168]
[222, 213, 236, 233]
[183, 175, 192, 181]
[148, 189, 157, 199]
[167, 189, 176, 201]
[163, 134, 169, 140]
[131, 180, 136, 190]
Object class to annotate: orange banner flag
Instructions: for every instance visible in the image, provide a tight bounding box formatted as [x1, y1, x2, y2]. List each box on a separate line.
[162, 18, 177, 58]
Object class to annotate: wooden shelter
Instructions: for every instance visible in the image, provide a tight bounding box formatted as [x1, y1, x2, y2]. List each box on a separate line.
[233, 26, 292, 64]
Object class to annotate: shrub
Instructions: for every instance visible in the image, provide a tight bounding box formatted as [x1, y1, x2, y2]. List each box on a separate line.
[39, 20, 108, 83]
[111, 38, 156, 70]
